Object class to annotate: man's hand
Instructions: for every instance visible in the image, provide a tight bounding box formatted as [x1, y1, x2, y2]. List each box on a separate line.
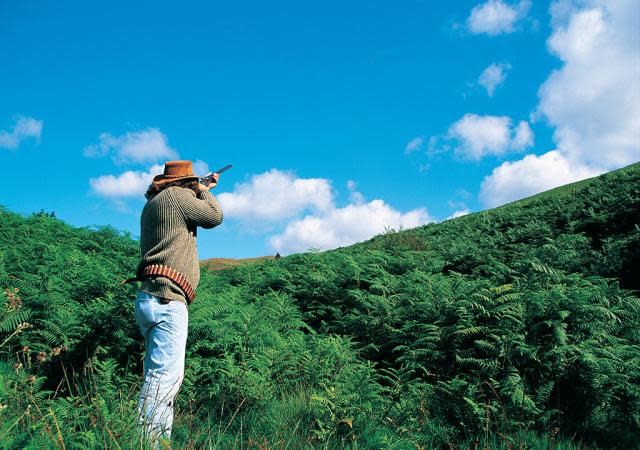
[198, 173, 220, 191]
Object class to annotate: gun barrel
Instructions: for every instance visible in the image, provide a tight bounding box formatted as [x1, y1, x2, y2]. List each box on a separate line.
[200, 164, 232, 186]
[214, 164, 232, 175]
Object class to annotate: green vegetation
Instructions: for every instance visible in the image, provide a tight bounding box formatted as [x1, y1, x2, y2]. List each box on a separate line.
[1, 163, 639, 449]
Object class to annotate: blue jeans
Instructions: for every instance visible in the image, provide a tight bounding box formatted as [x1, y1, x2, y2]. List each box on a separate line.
[135, 291, 188, 443]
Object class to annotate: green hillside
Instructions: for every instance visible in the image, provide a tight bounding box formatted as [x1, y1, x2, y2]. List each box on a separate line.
[1, 163, 638, 449]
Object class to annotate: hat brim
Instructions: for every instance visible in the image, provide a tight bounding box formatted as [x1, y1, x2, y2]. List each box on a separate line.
[152, 174, 200, 186]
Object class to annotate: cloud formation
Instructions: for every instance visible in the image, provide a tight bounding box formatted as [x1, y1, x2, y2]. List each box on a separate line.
[89, 159, 209, 200]
[217, 169, 334, 225]
[0, 116, 43, 149]
[346, 180, 365, 204]
[478, 63, 511, 96]
[84, 128, 178, 164]
[512, 120, 534, 151]
[89, 164, 164, 198]
[447, 209, 471, 220]
[479, 151, 601, 207]
[480, 0, 640, 207]
[404, 136, 424, 154]
[467, 0, 531, 35]
[536, 0, 640, 169]
[213, 169, 432, 254]
[447, 114, 534, 160]
[269, 199, 432, 254]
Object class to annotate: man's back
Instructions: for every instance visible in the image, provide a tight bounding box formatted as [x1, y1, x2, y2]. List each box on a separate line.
[139, 185, 223, 303]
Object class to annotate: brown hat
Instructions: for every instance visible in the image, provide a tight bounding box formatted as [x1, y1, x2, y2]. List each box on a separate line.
[152, 160, 200, 186]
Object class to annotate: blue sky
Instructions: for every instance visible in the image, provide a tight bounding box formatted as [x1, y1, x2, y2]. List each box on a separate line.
[1, 0, 638, 258]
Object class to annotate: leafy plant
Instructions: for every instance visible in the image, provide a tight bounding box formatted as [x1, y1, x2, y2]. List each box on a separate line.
[1, 163, 639, 448]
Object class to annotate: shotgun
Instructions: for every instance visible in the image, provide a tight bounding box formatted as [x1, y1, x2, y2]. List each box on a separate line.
[200, 164, 232, 187]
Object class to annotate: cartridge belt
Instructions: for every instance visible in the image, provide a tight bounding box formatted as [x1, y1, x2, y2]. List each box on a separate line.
[122, 264, 196, 304]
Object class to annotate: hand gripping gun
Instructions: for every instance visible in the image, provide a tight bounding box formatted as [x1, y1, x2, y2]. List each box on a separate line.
[200, 164, 232, 187]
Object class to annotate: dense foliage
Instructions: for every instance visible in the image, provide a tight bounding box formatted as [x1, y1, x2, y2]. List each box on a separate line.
[1, 163, 639, 449]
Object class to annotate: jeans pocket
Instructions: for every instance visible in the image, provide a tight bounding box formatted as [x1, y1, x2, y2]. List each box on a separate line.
[135, 291, 157, 331]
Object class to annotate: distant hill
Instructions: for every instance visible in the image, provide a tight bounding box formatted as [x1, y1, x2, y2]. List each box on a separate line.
[201, 256, 274, 271]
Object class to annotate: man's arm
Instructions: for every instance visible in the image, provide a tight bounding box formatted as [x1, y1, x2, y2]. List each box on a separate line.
[169, 186, 223, 229]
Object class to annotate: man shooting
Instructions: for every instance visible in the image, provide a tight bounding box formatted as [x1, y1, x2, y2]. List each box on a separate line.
[129, 160, 224, 444]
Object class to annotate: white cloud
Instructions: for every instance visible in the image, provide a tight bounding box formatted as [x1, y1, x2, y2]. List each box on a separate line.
[512, 121, 534, 150]
[269, 200, 432, 254]
[89, 164, 163, 198]
[346, 180, 365, 204]
[478, 63, 511, 96]
[447, 209, 472, 220]
[479, 0, 640, 208]
[84, 128, 178, 164]
[217, 169, 334, 224]
[214, 169, 431, 254]
[447, 114, 534, 160]
[467, 0, 531, 35]
[0, 116, 43, 149]
[479, 150, 601, 207]
[405, 136, 424, 154]
[535, 0, 640, 169]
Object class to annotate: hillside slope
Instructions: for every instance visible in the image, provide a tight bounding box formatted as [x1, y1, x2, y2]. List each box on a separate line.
[201, 255, 275, 271]
[206, 162, 640, 447]
[0, 163, 639, 449]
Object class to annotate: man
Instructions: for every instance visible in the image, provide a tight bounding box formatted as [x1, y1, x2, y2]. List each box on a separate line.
[132, 160, 223, 444]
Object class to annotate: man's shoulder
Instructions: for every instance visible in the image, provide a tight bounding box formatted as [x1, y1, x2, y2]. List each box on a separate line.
[145, 187, 196, 209]
[153, 186, 197, 204]
[166, 186, 197, 198]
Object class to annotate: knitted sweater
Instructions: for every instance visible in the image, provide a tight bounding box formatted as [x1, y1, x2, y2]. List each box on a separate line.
[137, 186, 223, 303]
